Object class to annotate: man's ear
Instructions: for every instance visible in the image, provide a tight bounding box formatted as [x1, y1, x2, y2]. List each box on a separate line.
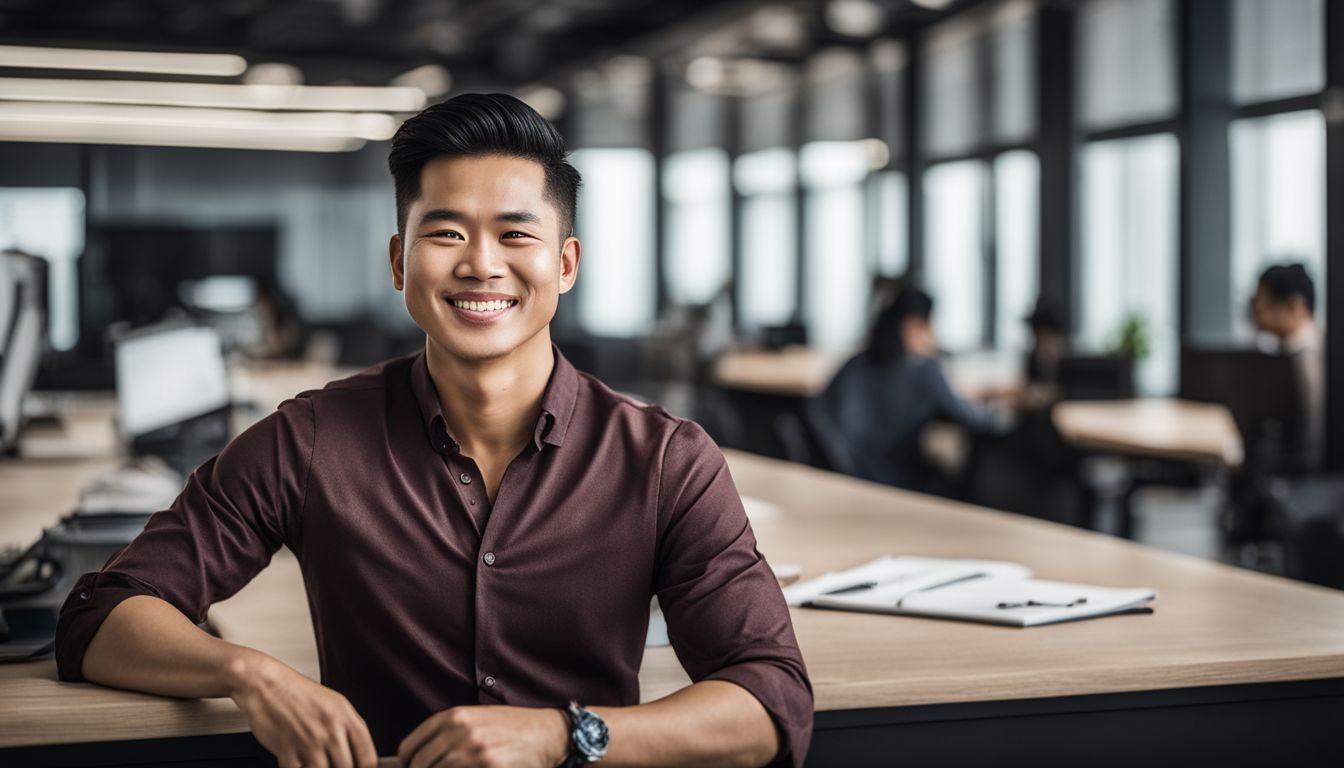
[389, 233, 405, 291]
[558, 236, 581, 295]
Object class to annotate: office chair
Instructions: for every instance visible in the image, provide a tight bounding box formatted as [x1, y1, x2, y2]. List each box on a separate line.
[1181, 346, 1303, 548]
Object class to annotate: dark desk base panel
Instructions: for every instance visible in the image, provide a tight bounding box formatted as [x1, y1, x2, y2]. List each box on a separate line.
[809, 678, 1344, 767]
[6, 679, 1344, 767]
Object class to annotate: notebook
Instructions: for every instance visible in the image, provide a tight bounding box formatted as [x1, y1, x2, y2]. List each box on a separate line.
[781, 555, 1031, 607]
[788, 556, 1156, 627]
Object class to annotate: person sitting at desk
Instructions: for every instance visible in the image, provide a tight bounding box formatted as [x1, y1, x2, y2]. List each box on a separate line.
[815, 287, 1005, 491]
[1024, 297, 1067, 387]
[1250, 263, 1324, 470]
[54, 94, 812, 768]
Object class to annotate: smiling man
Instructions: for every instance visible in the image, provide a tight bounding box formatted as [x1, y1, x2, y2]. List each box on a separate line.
[54, 94, 813, 768]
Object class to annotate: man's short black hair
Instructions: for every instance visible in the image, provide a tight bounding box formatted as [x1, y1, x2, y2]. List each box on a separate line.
[388, 93, 581, 239]
[1258, 263, 1316, 315]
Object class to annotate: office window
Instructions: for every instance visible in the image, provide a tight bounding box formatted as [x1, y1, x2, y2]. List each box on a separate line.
[923, 15, 984, 158]
[989, 0, 1037, 145]
[569, 149, 656, 337]
[869, 170, 908, 277]
[735, 148, 798, 330]
[1232, 0, 1324, 104]
[801, 141, 870, 349]
[871, 39, 907, 165]
[0, 187, 85, 350]
[993, 151, 1039, 351]
[923, 1, 1037, 158]
[662, 148, 731, 306]
[923, 160, 986, 352]
[1077, 0, 1177, 130]
[1080, 134, 1179, 394]
[805, 49, 866, 144]
[1230, 110, 1326, 335]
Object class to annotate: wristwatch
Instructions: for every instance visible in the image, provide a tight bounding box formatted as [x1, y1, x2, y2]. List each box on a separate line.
[559, 700, 608, 767]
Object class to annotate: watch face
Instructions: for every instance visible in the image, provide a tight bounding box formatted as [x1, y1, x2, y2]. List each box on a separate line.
[573, 707, 609, 759]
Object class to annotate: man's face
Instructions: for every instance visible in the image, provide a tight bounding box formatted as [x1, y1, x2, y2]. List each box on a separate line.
[390, 154, 580, 363]
[1250, 285, 1295, 337]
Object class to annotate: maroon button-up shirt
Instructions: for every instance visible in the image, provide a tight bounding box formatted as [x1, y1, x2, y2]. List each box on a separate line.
[55, 346, 813, 765]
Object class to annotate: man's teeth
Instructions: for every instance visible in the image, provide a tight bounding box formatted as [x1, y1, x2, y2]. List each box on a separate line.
[450, 299, 516, 312]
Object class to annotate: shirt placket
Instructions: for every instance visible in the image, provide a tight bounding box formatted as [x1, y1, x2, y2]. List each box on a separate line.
[431, 416, 539, 704]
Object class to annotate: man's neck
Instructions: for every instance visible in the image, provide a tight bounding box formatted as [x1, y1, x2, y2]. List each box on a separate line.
[424, 332, 555, 459]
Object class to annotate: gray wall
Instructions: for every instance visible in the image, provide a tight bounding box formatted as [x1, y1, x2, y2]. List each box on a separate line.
[0, 140, 413, 330]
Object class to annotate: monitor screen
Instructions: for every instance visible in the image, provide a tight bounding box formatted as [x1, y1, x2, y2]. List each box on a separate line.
[0, 251, 47, 450]
[115, 324, 230, 439]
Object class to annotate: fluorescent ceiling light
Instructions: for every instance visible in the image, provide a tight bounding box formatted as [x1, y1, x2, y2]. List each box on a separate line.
[0, 77, 427, 112]
[0, 102, 398, 152]
[0, 45, 247, 77]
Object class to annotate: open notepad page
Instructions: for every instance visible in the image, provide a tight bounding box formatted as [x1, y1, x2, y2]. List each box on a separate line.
[813, 576, 1157, 627]
[781, 555, 1032, 607]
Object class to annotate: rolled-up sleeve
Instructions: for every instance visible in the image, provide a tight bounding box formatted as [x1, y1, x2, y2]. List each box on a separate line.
[55, 395, 315, 682]
[653, 420, 814, 767]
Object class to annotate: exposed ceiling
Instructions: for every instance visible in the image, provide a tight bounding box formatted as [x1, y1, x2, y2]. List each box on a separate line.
[0, 0, 749, 91]
[0, 0, 973, 92]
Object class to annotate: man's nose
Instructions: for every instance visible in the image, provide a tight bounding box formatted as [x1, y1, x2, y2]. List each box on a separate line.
[455, 236, 506, 280]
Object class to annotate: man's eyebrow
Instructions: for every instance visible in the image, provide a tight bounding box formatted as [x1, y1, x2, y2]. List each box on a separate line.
[418, 209, 466, 225]
[416, 209, 543, 226]
[496, 210, 543, 225]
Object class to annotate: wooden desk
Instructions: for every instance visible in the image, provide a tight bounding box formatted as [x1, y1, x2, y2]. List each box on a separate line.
[713, 347, 1020, 402]
[4, 452, 1343, 766]
[1052, 398, 1245, 468]
[713, 347, 845, 398]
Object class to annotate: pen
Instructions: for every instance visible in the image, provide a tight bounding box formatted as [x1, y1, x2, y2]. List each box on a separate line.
[820, 581, 879, 595]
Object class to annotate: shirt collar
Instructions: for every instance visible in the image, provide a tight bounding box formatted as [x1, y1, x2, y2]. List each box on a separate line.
[409, 343, 580, 454]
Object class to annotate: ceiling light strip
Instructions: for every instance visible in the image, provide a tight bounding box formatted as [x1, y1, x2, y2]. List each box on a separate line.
[0, 77, 427, 112]
[0, 45, 247, 77]
[0, 101, 400, 141]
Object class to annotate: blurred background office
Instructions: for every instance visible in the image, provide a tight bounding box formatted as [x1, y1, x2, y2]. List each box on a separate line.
[1, 0, 1341, 591]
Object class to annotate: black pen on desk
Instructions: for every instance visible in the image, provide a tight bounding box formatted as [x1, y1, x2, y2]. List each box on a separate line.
[894, 573, 986, 608]
[819, 581, 880, 596]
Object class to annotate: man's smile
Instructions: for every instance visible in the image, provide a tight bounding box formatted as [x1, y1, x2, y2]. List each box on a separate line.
[444, 290, 519, 324]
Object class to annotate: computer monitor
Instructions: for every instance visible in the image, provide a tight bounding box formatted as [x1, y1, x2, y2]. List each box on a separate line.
[1057, 354, 1135, 401]
[0, 251, 47, 452]
[114, 323, 231, 473]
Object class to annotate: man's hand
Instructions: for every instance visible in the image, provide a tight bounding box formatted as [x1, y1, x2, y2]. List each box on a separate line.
[227, 651, 378, 768]
[397, 705, 570, 768]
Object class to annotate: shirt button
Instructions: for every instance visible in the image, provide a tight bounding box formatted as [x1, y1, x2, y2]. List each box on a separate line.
[459, 472, 472, 485]
[483, 675, 496, 688]
[483, 552, 496, 566]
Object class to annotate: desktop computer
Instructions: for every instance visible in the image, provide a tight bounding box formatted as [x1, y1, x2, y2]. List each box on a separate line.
[1, 321, 233, 660]
[115, 321, 233, 477]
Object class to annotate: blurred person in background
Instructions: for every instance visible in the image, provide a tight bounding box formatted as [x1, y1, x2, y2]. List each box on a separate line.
[1024, 297, 1068, 387]
[814, 286, 1007, 490]
[1250, 263, 1324, 470]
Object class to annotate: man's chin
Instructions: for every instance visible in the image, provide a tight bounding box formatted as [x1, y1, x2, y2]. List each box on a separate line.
[425, 330, 545, 365]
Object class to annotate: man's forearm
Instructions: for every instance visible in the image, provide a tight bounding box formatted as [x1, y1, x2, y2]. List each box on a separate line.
[591, 680, 780, 768]
[80, 594, 271, 699]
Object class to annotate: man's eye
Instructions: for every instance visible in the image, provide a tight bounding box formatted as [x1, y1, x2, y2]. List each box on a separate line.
[503, 231, 529, 239]
[427, 230, 462, 240]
